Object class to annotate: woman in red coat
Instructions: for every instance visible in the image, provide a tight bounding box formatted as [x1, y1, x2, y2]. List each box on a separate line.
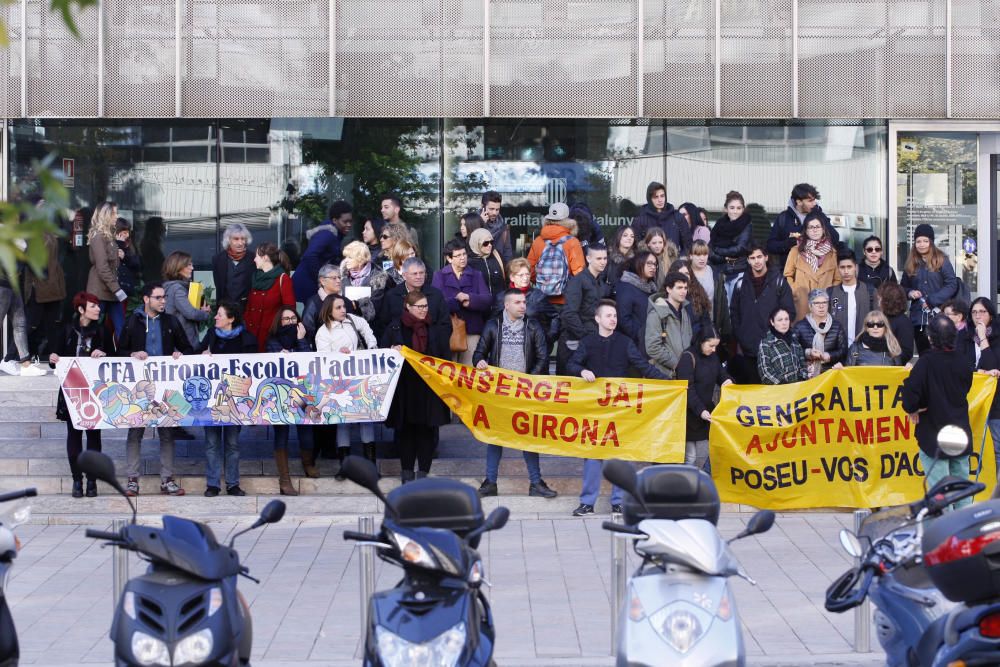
[245, 243, 295, 351]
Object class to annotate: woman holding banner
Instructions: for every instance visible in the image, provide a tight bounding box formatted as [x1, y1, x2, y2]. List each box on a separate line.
[842, 310, 903, 367]
[50, 292, 108, 498]
[675, 325, 732, 470]
[757, 307, 809, 385]
[969, 297, 1000, 472]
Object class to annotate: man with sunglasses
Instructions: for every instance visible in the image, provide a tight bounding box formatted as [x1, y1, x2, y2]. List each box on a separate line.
[858, 234, 897, 291]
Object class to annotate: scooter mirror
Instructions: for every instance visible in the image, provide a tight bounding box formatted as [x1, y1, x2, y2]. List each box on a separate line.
[937, 425, 969, 457]
[76, 451, 119, 489]
[744, 510, 775, 536]
[483, 507, 510, 533]
[259, 500, 286, 525]
[602, 459, 639, 497]
[340, 455, 381, 495]
[839, 529, 863, 558]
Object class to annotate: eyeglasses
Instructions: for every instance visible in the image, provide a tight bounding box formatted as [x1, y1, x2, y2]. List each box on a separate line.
[865, 246, 882, 253]
[865, 321, 886, 329]
[812, 301, 829, 307]
[321, 274, 341, 281]
[644, 260, 658, 266]
[281, 316, 298, 323]
[410, 303, 429, 310]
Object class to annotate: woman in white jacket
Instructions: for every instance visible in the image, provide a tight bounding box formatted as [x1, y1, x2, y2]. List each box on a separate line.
[314, 294, 379, 475]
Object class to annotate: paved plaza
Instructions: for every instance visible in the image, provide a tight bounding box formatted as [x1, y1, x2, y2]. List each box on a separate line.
[7, 511, 882, 666]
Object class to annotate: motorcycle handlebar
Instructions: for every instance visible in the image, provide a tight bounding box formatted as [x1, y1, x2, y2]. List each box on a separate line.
[601, 521, 644, 535]
[825, 567, 874, 613]
[343, 530, 380, 542]
[0, 488, 37, 503]
[85, 529, 121, 541]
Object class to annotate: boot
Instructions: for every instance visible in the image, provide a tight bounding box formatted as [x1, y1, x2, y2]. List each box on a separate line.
[363, 443, 379, 478]
[274, 449, 298, 496]
[85, 478, 98, 498]
[300, 449, 320, 479]
[334, 448, 347, 481]
[71, 478, 83, 498]
[401, 470, 415, 484]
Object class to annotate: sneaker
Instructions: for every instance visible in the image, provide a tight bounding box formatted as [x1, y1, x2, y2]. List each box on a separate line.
[478, 479, 498, 497]
[160, 478, 186, 496]
[572, 503, 595, 517]
[226, 485, 246, 497]
[19, 364, 46, 377]
[204, 486, 221, 497]
[529, 480, 558, 498]
[125, 477, 139, 497]
[611, 504, 624, 515]
[0, 360, 20, 376]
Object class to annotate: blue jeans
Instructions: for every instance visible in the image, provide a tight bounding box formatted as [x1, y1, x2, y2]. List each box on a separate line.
[918, 451, 973, 510]
[273, 425, 315, 451]
[988, 420, 1000, 480]
[205, 426, 241, 488]
[580, 459, 623, 506]
[486, 445, 541, 484]
[101, 300, 125, 342]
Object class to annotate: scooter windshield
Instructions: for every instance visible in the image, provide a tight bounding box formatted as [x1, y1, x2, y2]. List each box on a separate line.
[126, 516, 240, 581]
[859, 505, 912, 545]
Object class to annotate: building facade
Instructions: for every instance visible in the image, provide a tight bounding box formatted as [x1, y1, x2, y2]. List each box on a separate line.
[3, 1, 998, 295]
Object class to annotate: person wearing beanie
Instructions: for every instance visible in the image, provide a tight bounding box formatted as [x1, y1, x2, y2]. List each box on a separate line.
[901, 224, 958, 354]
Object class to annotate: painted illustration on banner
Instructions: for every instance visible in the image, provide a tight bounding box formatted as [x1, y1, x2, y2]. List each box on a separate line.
[55, 350, 403, 430]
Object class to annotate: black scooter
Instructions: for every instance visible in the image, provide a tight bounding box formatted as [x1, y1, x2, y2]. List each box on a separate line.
[340, 455, 509, 667]
[0, 487, 36, 667]
[78, 451, 285, 667]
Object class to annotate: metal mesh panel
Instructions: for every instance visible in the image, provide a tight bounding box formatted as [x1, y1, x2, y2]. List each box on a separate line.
[489, 0, 637, 117]
[720, 0, 792, 117]
[336, 0, 483, 117]
[181, 0, 328, 117]
[3, 3, 19, 116]
[951, 0, 1000, 118]
[25, 0, 99, 116]
[798, 0, 946, 118]
[644, 0, 713, 118]
[105, 0, 175, 117]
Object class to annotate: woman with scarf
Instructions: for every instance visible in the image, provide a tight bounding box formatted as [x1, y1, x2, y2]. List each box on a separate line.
[901, 224, 959, 354]
[710, 191, 753, 305]
[690, 240, 730, 333]
[675, 324, 733, 470]
[245, 243, 295, 351]
[942, 299, 974, 366]
[679, 202, 710, 246]
[784, 217, 840, 321]
[757, 307, 809, 385]
[265, 307, 317, 494]
[841, 310, 903, 367]
[196, 301, 257, 497]
[494, 258, 558, 346]
[340, 240, 388, 324]
[607, 225, 636, 286]
[49, 292, 108, 498]
[380, 291, 451, 482]
[791, 289, 848, 376]
[467, 228, 506, 297]
[614, 251, 659, 349]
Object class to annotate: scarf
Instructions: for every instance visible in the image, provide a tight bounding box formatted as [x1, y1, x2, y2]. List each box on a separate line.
[769, 324, 794, 344]
[511, 282, 530, 295]
[860, 332, 888, 352]
[805, 314, 833, 377]
[74, 320, 100, 356]
[975, 326, 994, 347]
[252, 265, 284, 291]
[401, 309, 429, 353]
[803, 238, 833, 272]
[711, 212, 751, 243]
[227, 246, 246, 262]
[349, 263, 372, 286]
[215, 325, 244, 340]
[619, 271, 657, 295]
[272, 324, 299, 351]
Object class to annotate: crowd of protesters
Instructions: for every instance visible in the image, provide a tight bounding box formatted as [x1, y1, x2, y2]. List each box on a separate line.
[11, 183, 981, 515]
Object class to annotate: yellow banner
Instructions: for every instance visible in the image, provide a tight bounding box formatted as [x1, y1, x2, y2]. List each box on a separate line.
[402, 347, 688, 462]
[710, 368, 998, 509]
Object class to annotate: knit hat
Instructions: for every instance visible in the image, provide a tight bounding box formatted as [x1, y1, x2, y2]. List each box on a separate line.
[913, 224, 934, 243]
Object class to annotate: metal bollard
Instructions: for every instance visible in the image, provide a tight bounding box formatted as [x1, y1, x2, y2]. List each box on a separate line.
[609, 510, 627, 655]
[853, 509, 872, 653]
[358, 515, 376, 638]
[111, 518, 129, 609]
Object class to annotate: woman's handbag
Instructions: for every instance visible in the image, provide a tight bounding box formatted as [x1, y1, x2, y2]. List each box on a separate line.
[450, 314, 468, 352]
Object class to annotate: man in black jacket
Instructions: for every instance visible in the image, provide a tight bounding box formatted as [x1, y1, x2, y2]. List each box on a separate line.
[118, 282, 193, 497]
[557, 244, 610, 375]
[376, 257, 451, 343]
[473, 289, 557, 499]
[729, 243, 796, 384]
[567, 300, 668, 517]
[766, 183, 840, 270]
[212, 223, 255, 308]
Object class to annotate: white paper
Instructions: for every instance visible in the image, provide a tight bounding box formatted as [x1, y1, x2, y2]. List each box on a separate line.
[344, 285, 372, 301]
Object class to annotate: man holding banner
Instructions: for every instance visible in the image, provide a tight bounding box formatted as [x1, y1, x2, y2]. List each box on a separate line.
[568, 299, 669, 516]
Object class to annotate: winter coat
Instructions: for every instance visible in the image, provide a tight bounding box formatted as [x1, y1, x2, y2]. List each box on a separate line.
[791, 316, 848, 371]
[827, 282, 874, 342]
[467, 252, 506, 298]
[86, 233, 122, 302]
[709, 214, 753, 278]
[975, 339, 1000, 420]
[607, 247, 633, 287]
[766, 202, 840, 269]
[381, 319, 451, 429]
[118, 310, 192, 357]
[630, 204, 690, 254]
[613, 271, 657, 349]
[375, 283, 452, 344]
[315, 314, 377, 353]
[196, 326, 258, 354]
[485, 215, 514, 268]
[696, 266, 732, 337]
[431, 265, 493, 336]
[645, 296, 693, 378]
[115, 240, 141, 300]
[567, 331, 669, 380]
[473, 315, 549, 375]
[292, 224, 344, 303]
[341, 262, 389, 323]
[888, 312, 915, 365]
[675, 346, 731, 441]
[561, 269, 611, 342]
[25, 232, 66, 304]
[52, 319, 109, 421]
[245, 272, 295, 352]
[858, 260, 897, 292]
[526, 224, 586, 304]
[784, 246, 841, 322]
[211, 251, 255, 308]
[757, 330, 809, 385]
[900, 259, 958, 327]
[163, 279, 211, 349]
[729, 269, 795, 358]
[845, 340, 902, 367]
[902, 348, 973, 457]
[490, 286, 559, 346]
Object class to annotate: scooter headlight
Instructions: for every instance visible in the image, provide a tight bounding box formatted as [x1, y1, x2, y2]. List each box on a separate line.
[173, 628, 214, 664]
[130, 630, 170, 666]
[648, 607, 705, 654]
[388, 531, 437, 570]
[374, 621, 465, 667]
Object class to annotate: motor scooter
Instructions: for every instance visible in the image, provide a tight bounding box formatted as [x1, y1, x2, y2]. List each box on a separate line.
[339, 455, 509, 667]
[78, 450, 285, 667]
[600, 460, 775, 667]
[0, 487, 36, 667]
